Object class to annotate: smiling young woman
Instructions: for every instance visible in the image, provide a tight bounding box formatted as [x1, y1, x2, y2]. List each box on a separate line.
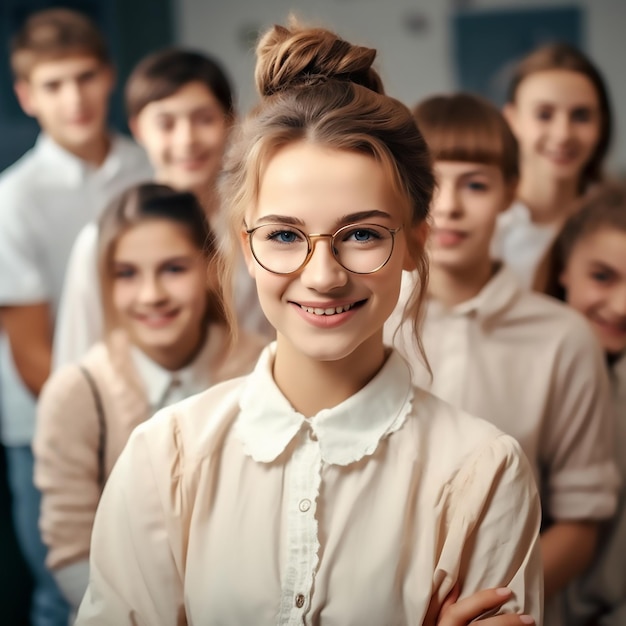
[73, 20, 542, 625]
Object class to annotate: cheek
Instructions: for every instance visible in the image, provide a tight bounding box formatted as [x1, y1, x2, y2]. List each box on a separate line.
[173, 274, 210, 312]
[566, 277, 602, 313]
[112, 283, 134, 314]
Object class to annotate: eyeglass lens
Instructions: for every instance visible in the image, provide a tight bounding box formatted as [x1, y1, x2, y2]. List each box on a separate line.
[249, 223, 396, 274]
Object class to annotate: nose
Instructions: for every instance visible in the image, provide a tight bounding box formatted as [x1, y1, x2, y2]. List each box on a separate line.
[609, 283, 626, 317]
[300, 236, 349, 292]
[137, 273, 167, 305]
[550, 112, 572, 143]
[172, 118, 194, 150]
[432, 182, 462, 220]
[62, 80, 85, 112]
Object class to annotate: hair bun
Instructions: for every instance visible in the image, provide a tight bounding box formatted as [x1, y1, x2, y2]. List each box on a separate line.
[255, 19, 383, 97]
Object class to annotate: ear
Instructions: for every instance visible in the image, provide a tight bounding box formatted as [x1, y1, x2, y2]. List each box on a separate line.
[128, 116, 141, 143]
[502, 178, 518, 212]
[403, 221, 430, 271]
[14, 80, 35, 117]
[101, 64, 116, 97]
[502, 102, 517, 132]
[240, 229, 257, 278]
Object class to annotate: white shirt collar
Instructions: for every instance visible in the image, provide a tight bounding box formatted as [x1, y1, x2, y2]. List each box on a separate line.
[35, 132, 140, 186]
[130, 324, 226, 410]
[235, 343, 414, 466]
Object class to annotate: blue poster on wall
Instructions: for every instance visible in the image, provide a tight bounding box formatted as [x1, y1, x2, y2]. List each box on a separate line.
[452, 5, 583, 106]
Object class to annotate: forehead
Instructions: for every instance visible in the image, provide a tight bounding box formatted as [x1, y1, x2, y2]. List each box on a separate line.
[253, 142, 398, 225]
[114, 220, 196, 261]
[434, 160, 503, 178]
[28, 55, 104, 84]
[570, 228, 626, 269]
[138, 81, 222, 117]
[516, 69, 599, 107]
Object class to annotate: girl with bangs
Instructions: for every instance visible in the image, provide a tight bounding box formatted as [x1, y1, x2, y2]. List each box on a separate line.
[75, 22, 543, 626]
[33, 183, 265, 613]
[492, 43, 613, 288]
[387, 93, 619, 626]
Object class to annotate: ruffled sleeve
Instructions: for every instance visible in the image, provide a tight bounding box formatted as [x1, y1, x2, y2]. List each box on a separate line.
[433, 433, 543, 623]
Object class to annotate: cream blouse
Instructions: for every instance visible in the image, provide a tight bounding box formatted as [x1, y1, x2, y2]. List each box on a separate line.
[76, 345, 543, 625]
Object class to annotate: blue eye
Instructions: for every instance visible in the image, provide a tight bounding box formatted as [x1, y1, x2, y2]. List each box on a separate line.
[267, 230, 301, 244]
[114, 267, 135, 279]
[344, 228, 382, 243]
[467, 181, 488, 192]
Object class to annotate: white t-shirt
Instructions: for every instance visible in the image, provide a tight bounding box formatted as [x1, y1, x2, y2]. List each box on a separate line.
[491, 201, 559, 289]
[0, 133, 152, 445]
[76, 344, 543, 624]
[53, 222, 273, 369]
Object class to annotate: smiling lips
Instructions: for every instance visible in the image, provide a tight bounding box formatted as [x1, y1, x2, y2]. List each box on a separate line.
[133, 309, 180, 328]
[433, 229, 467, 247]
[298, 302, 357, 316]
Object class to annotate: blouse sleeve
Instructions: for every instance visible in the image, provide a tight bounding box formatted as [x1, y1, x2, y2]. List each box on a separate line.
[75, 413, 187, 626]
[33, 365, 103, 571]
[541, 320, 620, 522]
[434, 434, 543, 623]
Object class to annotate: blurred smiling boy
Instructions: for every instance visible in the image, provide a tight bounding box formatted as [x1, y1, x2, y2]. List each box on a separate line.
[0, 8, 151, 624]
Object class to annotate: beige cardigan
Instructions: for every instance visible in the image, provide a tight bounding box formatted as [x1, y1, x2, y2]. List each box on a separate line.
[34, 324, 266, 571]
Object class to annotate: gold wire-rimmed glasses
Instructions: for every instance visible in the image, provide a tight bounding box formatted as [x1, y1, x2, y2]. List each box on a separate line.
[245, 222, 403, 275]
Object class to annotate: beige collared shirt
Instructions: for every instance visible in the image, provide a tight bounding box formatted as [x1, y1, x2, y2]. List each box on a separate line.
[387, 266, 619, 523]
[76, 344, 543, 625]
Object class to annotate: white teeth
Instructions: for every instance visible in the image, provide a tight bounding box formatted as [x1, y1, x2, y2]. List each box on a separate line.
[301, 303, 354, 316]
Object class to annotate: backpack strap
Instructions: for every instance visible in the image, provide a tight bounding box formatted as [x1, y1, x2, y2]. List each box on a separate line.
[79, 365, 107, 490]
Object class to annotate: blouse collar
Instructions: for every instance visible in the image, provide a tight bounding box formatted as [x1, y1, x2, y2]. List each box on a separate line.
[235, 343, 414, 466]
[129, 324, 227, 410]
[428, 264, 522, 328]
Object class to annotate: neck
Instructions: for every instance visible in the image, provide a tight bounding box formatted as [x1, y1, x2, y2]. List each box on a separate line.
[429, 257, 495, 307]
[272, 333, 386, 417]
[62, 134, 111, 167]
[517, 171, 580, 227]
[142, 322, 207, 372]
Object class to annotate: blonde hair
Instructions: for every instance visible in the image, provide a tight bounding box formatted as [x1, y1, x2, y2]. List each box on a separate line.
[218, 19, 434, 363]
[11, 8, 110, 80]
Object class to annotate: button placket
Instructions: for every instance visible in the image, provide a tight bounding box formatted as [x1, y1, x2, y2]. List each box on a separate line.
[277, 430, 322, 624]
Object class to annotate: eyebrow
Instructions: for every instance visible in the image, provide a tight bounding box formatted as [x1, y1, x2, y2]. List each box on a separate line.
[254, 210, 393, 228]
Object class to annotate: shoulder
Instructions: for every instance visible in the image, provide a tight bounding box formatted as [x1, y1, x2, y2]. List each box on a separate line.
[504, 283, 600, 351]
[0, 149, 42, 215]
[38, 352, 103, 420]
[410, 390, 536, 500]
[112, 134, 152, 171]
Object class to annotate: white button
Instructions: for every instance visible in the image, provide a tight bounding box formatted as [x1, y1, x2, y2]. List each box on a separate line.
[299, 499, 311, 512]
[295, 593, 305, 608]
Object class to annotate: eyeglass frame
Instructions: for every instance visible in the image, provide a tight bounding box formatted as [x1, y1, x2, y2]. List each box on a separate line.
[244, 222, 404, 276]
